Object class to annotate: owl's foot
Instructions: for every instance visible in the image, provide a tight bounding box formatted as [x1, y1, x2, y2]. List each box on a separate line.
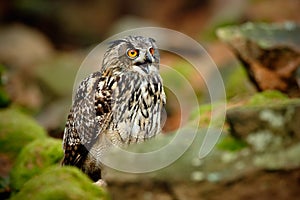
[93, 179, 107, 187]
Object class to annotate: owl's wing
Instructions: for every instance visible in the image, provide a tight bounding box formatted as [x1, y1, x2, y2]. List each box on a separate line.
[62, 71, 113, 166]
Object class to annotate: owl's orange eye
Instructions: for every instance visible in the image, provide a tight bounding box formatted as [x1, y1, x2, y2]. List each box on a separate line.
[149, 48, 155, 55]
[127, 49, 139, 58]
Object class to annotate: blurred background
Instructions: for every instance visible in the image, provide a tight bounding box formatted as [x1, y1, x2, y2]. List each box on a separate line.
[1, 0, 300, 199]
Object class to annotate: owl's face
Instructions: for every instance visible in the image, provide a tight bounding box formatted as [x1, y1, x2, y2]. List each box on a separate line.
[102, 36, 160, 74]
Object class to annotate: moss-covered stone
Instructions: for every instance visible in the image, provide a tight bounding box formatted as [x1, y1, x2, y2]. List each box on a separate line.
[247, 90, 289, 106]
[10, 166, 110, 200]
[0, 108, 47, 159]
[217, 22, 300, 50]
[217, 22, 300, 97]
[224, 65, 254, 99]
[189, 102, 226, 128]
[10, 138, 64, 191]
[217, 135, 248, 152]
[253, 143, 300, 170]
[226, 94, 300, 147]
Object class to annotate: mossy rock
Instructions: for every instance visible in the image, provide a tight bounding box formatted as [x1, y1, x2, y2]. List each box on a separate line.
[217, 22, 300, 97]
[224, 65, 255, 99]
[217, 22, 300, 50]
[247, 90, 289, 106]
[189, 102, 226, 128]
[10, 166, 110, 200]
[226, 93, 300, 145]
[10, 138, 64, 191]
[217, 135, 248, 152]
[0, 108, 47, 159]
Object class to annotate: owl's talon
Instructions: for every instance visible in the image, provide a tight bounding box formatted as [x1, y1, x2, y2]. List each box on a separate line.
[94, 179, 107, 187]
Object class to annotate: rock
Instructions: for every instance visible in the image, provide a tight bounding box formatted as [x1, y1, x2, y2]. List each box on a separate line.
[35, 51, 83, 97]
[223, 64, 256, 99]
[247, 90, 288, 106]
[0, 24, 54, 69]
[226, 91, 300, 151]
[0, 24, 54, 111]
[10, 138, 63, 191]
[5, 74, 44, 111]
[253, 143, 300, 170]
[0, 108, 47, 159]
[10, 166, 109, 200]
[216, 135, 247, 152]
[217, 22, 300, 97]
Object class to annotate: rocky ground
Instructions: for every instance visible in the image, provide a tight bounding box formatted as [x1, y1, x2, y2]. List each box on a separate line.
[109, 169, 300, 200]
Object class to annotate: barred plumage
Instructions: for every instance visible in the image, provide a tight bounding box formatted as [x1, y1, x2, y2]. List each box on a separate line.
[62, 36, 166, 182]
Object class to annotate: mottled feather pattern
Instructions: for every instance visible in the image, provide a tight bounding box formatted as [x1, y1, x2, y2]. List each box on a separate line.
[99, 66, 165, 145]
[62, 72, 101, 166]
[62, 36, 166, 181]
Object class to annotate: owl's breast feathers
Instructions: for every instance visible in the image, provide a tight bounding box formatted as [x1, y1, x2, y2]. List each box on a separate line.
[62, 66, 165, 165]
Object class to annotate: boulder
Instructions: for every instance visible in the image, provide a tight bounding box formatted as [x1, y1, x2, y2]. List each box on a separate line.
[10, 138, 63, 191]
[0, 108, 47, 159]
[217, 22, 300, 97]
[10, 166, 109, 200]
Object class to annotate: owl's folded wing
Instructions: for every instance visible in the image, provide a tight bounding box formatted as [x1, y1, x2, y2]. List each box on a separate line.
[62, 71, 112, 166]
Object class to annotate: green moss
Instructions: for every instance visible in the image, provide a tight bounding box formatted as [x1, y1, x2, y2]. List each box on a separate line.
[225, 65, 253, 99]
[0, 65, 11, 108]
[189, 102, 225, 128]
[190, 104, 211, 119]
[217, 135, 247, 152]
[10, 138, 64, 191]
[190, 104, 212, 126]
[0, 88, 10, 108]
[248, 90, 289, 106]
[10, 166, 110, 200]
[0, 108, 47, 158]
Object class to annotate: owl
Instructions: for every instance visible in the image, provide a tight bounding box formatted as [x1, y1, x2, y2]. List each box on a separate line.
[62, 36, 166, 183]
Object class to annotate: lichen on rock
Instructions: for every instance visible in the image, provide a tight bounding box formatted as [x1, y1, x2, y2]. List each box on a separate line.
[217, 22, 300, 97]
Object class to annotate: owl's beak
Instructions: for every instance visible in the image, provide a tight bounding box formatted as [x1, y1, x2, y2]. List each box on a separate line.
[134, 51, 154, 66]
[133, 52, 154, 74]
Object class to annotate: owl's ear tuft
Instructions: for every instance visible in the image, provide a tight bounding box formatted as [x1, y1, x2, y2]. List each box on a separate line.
[108, 39, 126, 48]
[149, 38, 156, 43]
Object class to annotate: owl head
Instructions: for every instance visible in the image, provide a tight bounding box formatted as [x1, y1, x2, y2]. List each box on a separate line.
[102, 36, 160, 74]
